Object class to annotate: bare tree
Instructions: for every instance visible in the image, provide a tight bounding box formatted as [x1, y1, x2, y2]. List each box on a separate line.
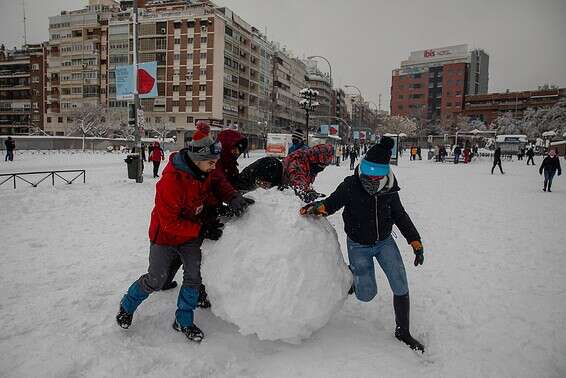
[382, 115, 417, 135]
[66, 104, 109, 151]
[148, 122, 174, 143]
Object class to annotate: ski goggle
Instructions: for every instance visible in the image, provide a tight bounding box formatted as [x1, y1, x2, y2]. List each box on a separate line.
[188, 141, 222, 155]
[360, 159, 390, 177]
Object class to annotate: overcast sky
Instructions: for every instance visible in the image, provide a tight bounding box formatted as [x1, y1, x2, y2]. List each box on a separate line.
[1, 0, 565, 108]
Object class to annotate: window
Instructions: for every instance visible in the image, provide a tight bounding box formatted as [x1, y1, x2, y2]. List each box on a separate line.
[174, 22, 181, 29]
[200, 68, 206, 75]
[169, 116, 176, 123]
[188, 53, 193, 60]
[174, 38, 181, 45]
[200, 52, 207, 60]
[174, 53, 180, 60]
[199, 100, 206, 108]
[173, 85, 180, 92]
[187, 21, 195, 28]
[225, 26, 233, 37]
[188, 37, 194, 44]
[199, 84, 206, 92]
[47, 117, 51, 123]
[200, 36, 207, 44]
[187, 116, 194, 123]
[58, 117, 63, 123]
[456, 91, 461, 96]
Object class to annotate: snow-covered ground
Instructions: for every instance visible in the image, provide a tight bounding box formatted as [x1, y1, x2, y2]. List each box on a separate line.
[1, 150, 565, 378]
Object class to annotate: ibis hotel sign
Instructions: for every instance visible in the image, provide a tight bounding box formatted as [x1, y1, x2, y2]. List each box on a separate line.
[407, 44, 469, 64]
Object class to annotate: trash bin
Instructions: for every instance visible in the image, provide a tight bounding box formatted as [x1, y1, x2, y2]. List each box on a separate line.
[125, 153, 140, 179]
[428, 150, 434, 160]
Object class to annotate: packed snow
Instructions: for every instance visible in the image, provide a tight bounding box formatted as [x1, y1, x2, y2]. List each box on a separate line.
[1, 149, 565, 377]
[202, 189, 352, 343]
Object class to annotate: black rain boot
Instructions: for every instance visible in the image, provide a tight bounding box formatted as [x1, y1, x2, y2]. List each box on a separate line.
[198, 285, 211, 309]
[116, 305, 133, 329]
[548, 181, 552, 192]
[393, 294, 425, 353]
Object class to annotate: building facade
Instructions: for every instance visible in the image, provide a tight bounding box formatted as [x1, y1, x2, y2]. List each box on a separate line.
[271, 47, 306, 132]
[45, 0, 118, 135]
[391, 44, 489, 123]
[462, 88, 566, 126]
[0, 44, 46, 135]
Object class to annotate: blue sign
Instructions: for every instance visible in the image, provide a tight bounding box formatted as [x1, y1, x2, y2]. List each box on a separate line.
[353, 131, 360, 140]
[320, 125, 329, 135]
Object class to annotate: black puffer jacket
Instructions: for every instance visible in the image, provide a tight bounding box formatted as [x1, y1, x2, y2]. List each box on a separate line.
[539, 155, 562, 175]
[322, 169, 420, 245]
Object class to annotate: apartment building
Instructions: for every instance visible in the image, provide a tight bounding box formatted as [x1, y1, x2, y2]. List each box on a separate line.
[271, 47, 306, 131]
[104, 1, 274, 142]
[463, 88, 566, 125]
[391, 44, 489, 122]
[45, 0, 118, 135]
[0, 44, 46, 135]
[332, 88, 350, 138]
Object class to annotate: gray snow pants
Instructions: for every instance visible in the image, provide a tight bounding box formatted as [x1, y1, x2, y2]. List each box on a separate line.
[137, 240, 203, 293]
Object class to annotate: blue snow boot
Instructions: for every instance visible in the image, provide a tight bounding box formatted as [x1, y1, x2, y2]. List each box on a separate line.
[117, 281, 149, 329]
[172, 287, 203, 342]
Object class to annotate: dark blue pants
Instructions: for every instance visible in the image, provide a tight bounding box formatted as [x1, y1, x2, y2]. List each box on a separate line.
[5, 150, 14, 161]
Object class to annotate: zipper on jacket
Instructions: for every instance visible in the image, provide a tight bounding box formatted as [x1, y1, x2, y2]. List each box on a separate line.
[375, 196, 380, 241]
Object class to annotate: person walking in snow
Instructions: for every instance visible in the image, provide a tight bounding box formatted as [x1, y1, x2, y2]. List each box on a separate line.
[300, 137, 425, 353]
[453, 145, 462, 164]
[148, 141, 164, 178]
[526, 146, 535, 165]
[410, 145, 417, 161]
[4, 136, 15, 162]
[350, 147, 358, 170]
[288, 128, 307, 155]
[417, 146, 422, 160]
[335, 144, 342, 166]
[491, 146, 504, 175]
[116, 125, 224, 343]
[539, 149, 561, 192]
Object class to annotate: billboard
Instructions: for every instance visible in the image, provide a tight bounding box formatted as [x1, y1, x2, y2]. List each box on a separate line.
[116, 62, 158, 100]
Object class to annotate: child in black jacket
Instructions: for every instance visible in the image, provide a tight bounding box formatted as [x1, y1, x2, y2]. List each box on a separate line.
[300, 137, 425, 352]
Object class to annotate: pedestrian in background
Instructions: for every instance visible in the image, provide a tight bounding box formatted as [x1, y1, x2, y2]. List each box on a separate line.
[491, 146, 504, 175]
[453, 145, 462, 164]
[4, 136, 15, 162]
[526, 146, 535, 165]
[149, 141, 165, 178]
[539, 149, 561, 192]
[350, 146, 358, 170]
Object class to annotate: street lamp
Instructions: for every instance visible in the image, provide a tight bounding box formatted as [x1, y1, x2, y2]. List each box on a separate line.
[299, 88, 320, 146]
[307, 55, 333, 131]
[345, 84, 363, 129]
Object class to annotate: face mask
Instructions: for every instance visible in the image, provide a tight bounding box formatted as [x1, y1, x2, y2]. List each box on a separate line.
[360, 174, 383, 196]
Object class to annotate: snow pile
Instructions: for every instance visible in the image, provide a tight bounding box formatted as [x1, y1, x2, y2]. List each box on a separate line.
[202, 189, 352, 343]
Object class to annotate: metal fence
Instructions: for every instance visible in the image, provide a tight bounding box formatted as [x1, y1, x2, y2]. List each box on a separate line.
[0, 169, 86, 189]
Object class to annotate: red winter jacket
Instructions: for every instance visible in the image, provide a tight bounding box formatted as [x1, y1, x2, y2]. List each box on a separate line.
[211, 130, 247, 202]
[149, 144, 164, 162]
[283, 144, 334, 192]
[148, 150, 214, 246]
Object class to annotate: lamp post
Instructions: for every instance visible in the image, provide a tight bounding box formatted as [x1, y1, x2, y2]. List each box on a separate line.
[307, 55, 333, 132]
[299, 88, 320, 146]
[345, 84, 363, 129]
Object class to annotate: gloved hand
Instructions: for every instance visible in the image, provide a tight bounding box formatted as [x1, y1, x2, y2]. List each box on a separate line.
[299, 201, 327, 217]
[218, 203, 234, 218]
[200, 221, 224, 241]
[411, 240, 424, 266]
[301, 190, 326, 203]
[229, 193, 253, 217]
[539, 169, 543, 175]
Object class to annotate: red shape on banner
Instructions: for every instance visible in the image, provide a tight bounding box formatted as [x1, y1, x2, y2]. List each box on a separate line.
[137, 68, 155, 94]
[330, 126, 338, 135]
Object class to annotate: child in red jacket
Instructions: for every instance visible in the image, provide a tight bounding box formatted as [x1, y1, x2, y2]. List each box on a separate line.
[116, 126, 222, 343]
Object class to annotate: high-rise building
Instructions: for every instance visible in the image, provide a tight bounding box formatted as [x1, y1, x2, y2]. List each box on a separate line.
[45, 0, 118, 135]
[332, 88, 350, 138]
[271, 47, 306, 131]
[0, 44, 47, 135]
[391, 44, 489, 123]
[105, 1, 275, 143]
[304, 59, 332, 132]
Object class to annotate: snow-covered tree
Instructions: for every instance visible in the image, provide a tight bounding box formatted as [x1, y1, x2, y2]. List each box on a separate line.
[495, 112, 525, 135]
[67, 105, 109, 151]
[382, 115, 417, 135]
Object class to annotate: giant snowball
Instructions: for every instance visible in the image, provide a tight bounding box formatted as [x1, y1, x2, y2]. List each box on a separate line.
[202, 189, 352, 343]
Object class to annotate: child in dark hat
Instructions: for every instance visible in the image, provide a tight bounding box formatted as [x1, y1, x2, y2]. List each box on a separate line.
[300, 137, 426, 353]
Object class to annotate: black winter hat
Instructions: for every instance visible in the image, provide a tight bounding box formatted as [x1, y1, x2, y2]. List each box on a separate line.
[365, 137, 395, 164]
[253, 157, 283, 186]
